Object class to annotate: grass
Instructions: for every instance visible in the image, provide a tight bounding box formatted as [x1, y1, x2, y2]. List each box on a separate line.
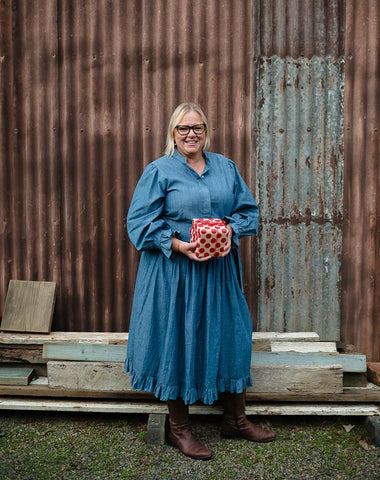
[0, 412, 379, 480]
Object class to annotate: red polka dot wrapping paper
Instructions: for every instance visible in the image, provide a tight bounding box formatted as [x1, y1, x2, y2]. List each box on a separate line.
[190, 218, 229, 258]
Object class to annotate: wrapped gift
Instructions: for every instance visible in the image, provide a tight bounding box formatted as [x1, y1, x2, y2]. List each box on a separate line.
[190, 218, 229, 258]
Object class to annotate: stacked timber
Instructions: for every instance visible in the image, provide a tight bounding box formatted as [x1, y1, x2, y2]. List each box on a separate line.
[0, 280, 57, 385]
[1, 331, 378, 405]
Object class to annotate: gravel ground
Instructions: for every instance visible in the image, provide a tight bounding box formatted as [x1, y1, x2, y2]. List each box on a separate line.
[0, 411, 379, 480]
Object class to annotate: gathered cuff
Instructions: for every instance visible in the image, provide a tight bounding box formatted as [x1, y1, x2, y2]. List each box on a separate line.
[160, 229, 180, 259]
[125, 358, 253, 405]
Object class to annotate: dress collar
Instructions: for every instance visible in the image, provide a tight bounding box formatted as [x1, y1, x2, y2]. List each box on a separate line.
[172, 148, 210, 175]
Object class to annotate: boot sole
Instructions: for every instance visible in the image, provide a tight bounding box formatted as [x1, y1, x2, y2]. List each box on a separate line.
[166, 436, 213, 460]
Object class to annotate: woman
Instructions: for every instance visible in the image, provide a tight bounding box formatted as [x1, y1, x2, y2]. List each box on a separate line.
[125, 102, 275, 460]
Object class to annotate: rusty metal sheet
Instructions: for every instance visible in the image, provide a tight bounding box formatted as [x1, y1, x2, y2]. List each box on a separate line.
[0, 0, 255, 332]
[0, 0, 61, 316]
[58, 0, 144, 331]
[342, 0, 380, 361]
[256, 56, 345, 340]
[256, 0, 345, 58]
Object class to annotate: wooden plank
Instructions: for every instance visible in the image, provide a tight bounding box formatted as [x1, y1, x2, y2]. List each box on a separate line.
[253, 332, 320, 342]
[0, 378, 379, 402]
[252, 332, 321, 351]
[47, 362, 343, 394]
[0, 332, 127, 345]
[270, 342, 337, 353]
[43, 332, 128, 345]
[43, 343, 366, 372]
[248, 365, 343, 394]
[251, 352, 367, 373]
[147, 413, 166, 445]
[43, 343, 127, 362]
[0, 367, 34, 386]
[252, 340, 271, 351]
[0, 280, 57, 333]
[47, 361, 132, 391]
[0, 331, 319, 345]
[0, 345, 43, 363]
[366, 416, 380, 447]
[0, 397, 378, 416]
[367, 363, 380, 387]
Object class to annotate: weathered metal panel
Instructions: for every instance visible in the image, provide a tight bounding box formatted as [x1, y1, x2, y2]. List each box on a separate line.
[0, 1, 61, 313]
[0, 0, 14, 311]
[258, 0, 345, 58]
[256, 56, 345, 340]
[342, 0, 380, 361]
[58, 0, 144, 331]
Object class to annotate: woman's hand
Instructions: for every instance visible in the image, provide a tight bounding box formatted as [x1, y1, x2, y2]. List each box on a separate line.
[218, 224, 233, 258]
[171, 238, 212, 262]
[171, 226, 233, 261]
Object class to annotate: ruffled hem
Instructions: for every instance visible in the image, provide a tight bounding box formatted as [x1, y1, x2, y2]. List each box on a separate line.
[125, 358, 253, 405]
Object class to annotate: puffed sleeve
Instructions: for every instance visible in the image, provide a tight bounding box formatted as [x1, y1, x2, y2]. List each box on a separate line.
[127, 163, 177, 258]
[224, 162, 259, 248]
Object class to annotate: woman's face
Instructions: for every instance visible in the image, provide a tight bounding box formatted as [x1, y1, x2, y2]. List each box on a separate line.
[173, 111, 206, 159]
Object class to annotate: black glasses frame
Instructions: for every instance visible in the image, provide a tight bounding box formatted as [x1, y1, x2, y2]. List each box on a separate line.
[175, 123, 207, 136]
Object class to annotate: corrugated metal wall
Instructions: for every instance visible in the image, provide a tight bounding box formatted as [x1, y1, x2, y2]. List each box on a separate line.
[0, 0, 255, 331]
[58, 0, 143, 331]
[0, 1, 61, 315]
[0, 1, 379, 360]
[254, 1, 345, 340]
[341, 0, 380, 361]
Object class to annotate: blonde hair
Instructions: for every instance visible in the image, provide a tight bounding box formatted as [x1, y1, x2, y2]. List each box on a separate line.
[164, 102, 210, 156]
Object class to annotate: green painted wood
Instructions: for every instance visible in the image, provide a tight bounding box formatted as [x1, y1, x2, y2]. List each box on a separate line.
[0, 367, 34, 385]
[43, 343, 127, 362]
[250, 352, 366, 373]
[43, 343, 366, 372]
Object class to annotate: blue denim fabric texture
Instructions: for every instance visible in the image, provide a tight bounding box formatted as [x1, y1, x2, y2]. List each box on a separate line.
[125, 149, 259, 405]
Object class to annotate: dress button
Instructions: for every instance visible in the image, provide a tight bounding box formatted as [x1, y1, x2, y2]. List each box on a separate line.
[201, 175, 204, 178]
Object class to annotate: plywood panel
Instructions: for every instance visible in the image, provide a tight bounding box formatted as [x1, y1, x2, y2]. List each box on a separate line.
[1, 280, 57, 333]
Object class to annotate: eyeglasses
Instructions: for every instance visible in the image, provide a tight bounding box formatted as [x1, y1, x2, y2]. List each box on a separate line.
[175, 124, 207, 136]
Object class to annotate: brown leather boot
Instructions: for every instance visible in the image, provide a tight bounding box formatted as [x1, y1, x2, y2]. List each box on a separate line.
[167, 398, 212, 460]
[220, 391, 276, 442]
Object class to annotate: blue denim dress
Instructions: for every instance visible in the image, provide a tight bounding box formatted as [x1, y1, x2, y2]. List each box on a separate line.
[125, 149, 259, 405]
